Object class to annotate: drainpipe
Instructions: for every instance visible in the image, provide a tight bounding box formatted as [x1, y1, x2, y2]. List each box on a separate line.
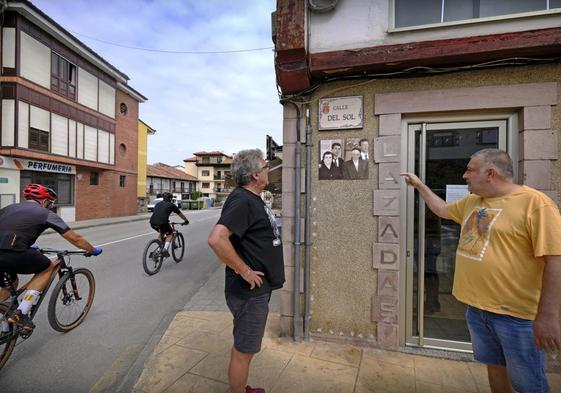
[303, 108, 312, 340]
[286, 101, 302, 341]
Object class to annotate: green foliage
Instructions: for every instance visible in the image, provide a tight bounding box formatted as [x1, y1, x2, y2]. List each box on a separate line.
[190, 191, 203, 200]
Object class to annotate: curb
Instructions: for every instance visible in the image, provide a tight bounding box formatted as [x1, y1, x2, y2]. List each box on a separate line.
[44, 214, 150, 235]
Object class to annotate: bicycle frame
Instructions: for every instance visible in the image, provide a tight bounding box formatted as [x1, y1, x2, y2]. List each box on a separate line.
[157, 222, 181, 245]
[5, 252, 77, 321]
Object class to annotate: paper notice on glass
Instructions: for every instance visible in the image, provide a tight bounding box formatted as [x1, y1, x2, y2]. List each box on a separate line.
[446, 185, 469, 203]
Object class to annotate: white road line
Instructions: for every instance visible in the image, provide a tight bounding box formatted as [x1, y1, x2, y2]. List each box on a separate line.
[95, 216, 217, 247]
[97, 232, 154, 247]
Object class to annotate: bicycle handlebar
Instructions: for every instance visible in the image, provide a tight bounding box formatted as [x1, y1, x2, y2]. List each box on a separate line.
[170, 221, 188, 225]
[40, 249, 89, 256]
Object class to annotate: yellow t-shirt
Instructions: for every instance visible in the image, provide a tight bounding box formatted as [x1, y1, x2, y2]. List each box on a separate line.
[445, 185, 561, 320]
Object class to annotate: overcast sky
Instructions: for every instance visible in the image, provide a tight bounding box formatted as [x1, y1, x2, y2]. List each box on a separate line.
[32, 0, 282, 165]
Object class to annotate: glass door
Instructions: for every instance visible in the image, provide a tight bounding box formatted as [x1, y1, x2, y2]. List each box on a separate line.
[405, 120, 507, 351]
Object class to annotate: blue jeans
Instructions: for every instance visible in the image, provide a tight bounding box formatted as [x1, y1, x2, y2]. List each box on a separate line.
[466, 306, 549, 393]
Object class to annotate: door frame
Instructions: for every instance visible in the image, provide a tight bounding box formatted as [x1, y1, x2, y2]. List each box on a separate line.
[399, 112, 518, 350]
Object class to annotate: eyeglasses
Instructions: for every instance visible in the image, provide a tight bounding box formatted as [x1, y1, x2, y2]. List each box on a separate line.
[260, 164, 270, 172]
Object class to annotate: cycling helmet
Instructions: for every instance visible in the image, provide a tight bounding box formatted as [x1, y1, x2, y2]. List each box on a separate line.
[23, 183, 58, 201]
[162, 192, 173, 201]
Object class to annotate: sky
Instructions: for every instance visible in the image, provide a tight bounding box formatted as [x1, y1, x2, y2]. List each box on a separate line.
[32, 0, 282, 165]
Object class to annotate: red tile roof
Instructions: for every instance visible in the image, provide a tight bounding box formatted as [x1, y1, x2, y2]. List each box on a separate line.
[147, 163, 198, 181]
[183, 156, 197, 162]
[192, 151, 232, 157]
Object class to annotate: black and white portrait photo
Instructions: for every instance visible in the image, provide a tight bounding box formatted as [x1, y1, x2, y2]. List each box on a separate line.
[319, 139, 344, 180]
[343, 138, 369, 180]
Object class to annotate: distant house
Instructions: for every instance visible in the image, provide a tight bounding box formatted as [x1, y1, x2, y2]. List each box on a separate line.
[147, 163, 197, 201]
[184, 151, 232, 202]
[137, 120, 156, 209]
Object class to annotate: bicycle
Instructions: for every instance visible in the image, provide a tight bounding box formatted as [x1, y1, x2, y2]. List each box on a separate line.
[0, 249, 96, 370]
[142, 222, 187, 275]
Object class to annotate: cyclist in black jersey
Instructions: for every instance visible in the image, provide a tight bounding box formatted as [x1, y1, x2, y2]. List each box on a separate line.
[0, 184, 102, 332]
[149, 192, 189, 258]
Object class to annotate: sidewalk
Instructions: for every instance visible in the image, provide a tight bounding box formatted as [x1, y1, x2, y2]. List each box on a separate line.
[132, 277, 561, 393]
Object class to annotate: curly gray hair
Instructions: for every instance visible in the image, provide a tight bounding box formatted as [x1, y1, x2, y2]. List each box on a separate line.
[231, 149, 264, 186]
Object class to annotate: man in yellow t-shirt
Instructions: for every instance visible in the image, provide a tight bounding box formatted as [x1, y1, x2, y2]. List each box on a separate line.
[402, 149, 561, 393]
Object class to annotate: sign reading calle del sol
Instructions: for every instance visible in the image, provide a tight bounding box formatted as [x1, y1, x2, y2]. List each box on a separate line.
[319, 96, 363, 130]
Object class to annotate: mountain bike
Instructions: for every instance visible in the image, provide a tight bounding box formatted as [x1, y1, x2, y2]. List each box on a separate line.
[142, 222, 187, 275]
[0, 249, 96, 370]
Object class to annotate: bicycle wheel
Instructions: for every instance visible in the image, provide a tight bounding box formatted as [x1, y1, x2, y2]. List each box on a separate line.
[143, 239, 164, 275]
[47, 268, 96, 333]
[172, 233, 185, 262]
[0, 303, 17, 370]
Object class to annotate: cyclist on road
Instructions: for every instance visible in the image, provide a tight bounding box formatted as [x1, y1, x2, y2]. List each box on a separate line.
[149, 192, 189, 258]
[0, 184, 102, 332]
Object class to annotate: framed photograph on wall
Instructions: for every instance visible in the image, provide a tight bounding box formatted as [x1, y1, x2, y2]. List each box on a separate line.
[342, 137, 369, 180]
[318, 139, 344, 180]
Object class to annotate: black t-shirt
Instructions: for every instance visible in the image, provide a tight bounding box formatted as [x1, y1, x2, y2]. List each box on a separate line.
[149, 200, 181, 226]
[0, 201, 70, 251]
[218, 187, 284, 298]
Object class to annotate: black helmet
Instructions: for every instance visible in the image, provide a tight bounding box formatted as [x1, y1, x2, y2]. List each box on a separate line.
[162, 192, 173, 201]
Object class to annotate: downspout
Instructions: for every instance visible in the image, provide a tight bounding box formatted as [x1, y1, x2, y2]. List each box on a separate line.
[303, 107, 312, 340]
[286, 101, 302, 341]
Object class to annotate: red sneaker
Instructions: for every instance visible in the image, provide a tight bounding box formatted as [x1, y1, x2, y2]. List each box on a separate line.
[245, 386, 266, 393]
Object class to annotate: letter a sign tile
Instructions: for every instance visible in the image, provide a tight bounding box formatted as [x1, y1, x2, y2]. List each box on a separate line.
[378, 271, 399, 297]
[378, 216, 399, 243]
[379, 163, 401, 189]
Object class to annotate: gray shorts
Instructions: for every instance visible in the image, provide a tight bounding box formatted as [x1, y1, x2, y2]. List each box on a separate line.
[226, 292, 270, 354]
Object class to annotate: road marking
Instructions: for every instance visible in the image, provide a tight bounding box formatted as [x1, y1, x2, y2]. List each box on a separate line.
[96, 216, 218, 247]
[97, 232, 154, 247]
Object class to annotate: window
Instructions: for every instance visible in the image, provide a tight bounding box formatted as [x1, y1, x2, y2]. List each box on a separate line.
[51, 53, 76, 100]
[394, 0, 561, 28]
[429, 131, 459, 147]
[202, 170, 210, 176]
[172, 181, 177, 192]
[202, 182, 210, 188]
[90, 172, 99, 185]
[476, 128, 498, 145]
[120, 103, 128, 115]
[119, 175, 126, 187]
[202, 157, 210, 164]
[29, 127, 49, 152]
[20, 172, 74, 206]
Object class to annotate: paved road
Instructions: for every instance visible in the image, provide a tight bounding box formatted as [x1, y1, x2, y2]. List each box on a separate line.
[0, 209, 222, 393]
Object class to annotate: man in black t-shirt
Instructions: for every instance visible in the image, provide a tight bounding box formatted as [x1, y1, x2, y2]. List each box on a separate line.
[208, 149, 284, 393]
[149, 192, 189, 258]
[0, 184, 101, 332]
